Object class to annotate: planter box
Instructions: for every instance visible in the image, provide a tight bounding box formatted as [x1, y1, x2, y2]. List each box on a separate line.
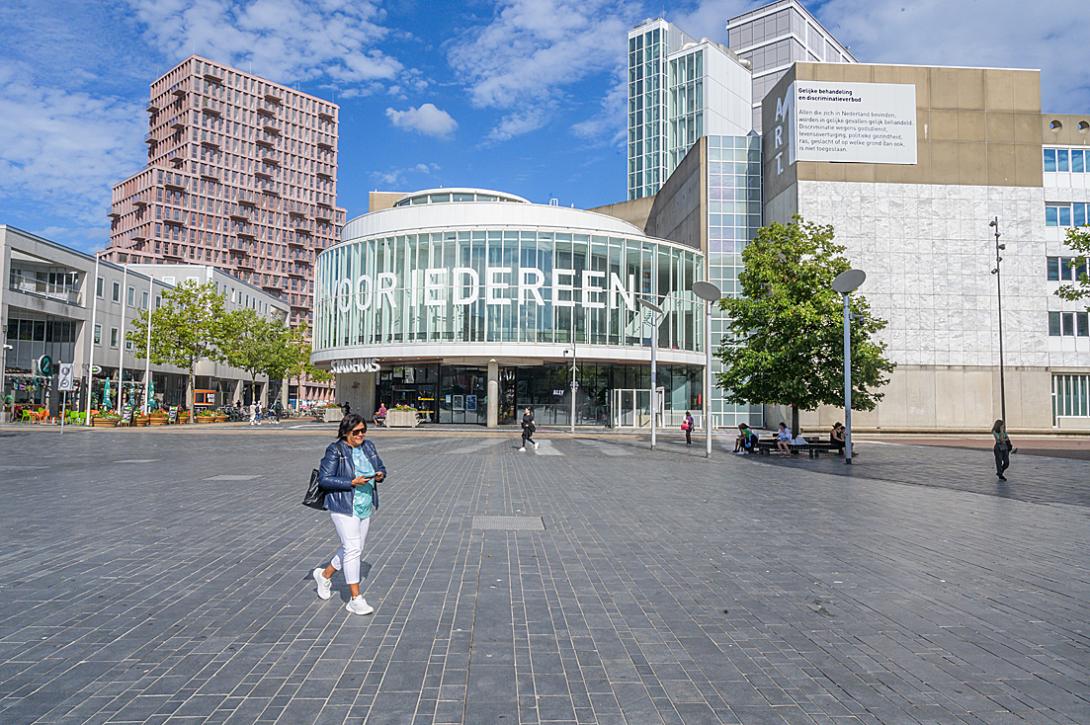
[149, 416, 168, 426]
[321, 408, 345, 424]
[214, 415, 227, 423]
[133, 416, 150, 427]
[385, 409, 419, 428]
[92, 417, 119, 428]
[195, 416, 215, 424]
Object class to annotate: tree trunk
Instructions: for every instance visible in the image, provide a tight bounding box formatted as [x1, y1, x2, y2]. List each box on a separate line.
[189, 368, 196, 424]
[791, 404, 799, 438]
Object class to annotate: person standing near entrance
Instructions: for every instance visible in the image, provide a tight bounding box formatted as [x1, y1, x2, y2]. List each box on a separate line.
[991, 419, 1013, 481]
[313, 414, 386, 615]
[682, 411, 694, 446]
[249, 401, 258, 426]
[519, 407, 538, 451]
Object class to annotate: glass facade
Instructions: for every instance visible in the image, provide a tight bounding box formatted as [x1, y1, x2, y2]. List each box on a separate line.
[628, 25, 667, 200]
[707, 135, 764, 427]
[314, 230, 704, 353]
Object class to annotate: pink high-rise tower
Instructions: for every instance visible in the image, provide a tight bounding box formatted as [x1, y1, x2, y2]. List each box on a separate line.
[103, 55, 346, 326]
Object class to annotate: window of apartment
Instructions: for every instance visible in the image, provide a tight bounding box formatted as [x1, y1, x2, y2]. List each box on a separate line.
[112, 281, 120, 302]
[96, 276, 104, 297]
[125, 337, 133, 351]
[127, 286, 135, 306]
[156, 295, 162, 309]
[1044, 147, 1088, 173]
[1050, 311, 1090, 336]
[1046, 256, 1087, 281]
[94, 323, 102, 344]
[110, 327, 119, 347]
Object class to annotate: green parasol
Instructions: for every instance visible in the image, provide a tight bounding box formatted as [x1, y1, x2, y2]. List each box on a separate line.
[102, 379, 111, 409]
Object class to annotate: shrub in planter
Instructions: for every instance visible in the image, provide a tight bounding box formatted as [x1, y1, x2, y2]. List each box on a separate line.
[149, 411, 168, 426]
[92, 413, 122, 428]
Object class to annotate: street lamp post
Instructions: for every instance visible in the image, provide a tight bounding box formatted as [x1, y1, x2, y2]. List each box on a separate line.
[692, 281, 722, 459]
[85, 256, 99, 425]
[116, 264, 128, 414]
[570, 307, 576, 434]
[832, 269, 866, 465]
[143, 271, 154, 414]
[638, 297, 662, 449]
[989, 217, 1007, 423]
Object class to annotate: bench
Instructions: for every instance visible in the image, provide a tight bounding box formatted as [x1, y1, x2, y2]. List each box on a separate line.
[755, 437, 840, 459]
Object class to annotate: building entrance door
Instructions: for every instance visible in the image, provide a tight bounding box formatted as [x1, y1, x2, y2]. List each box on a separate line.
[610, 388, 664, 428]
[439, 366, 487, 425]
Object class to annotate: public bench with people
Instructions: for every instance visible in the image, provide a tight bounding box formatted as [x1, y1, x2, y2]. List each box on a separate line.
[754, 436, 838, 458]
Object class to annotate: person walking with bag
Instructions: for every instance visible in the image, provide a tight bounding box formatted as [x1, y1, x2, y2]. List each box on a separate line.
[682, 411, 694, 446]
[312, 414, 385, 615]
[991, 419, 1013, 481]
[519, 407, 538, 451]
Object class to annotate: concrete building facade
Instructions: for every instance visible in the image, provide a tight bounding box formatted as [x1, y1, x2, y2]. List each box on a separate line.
[760, 62, 1090, 431]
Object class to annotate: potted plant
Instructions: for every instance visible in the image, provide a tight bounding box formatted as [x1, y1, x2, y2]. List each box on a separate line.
[386, 404, 419, 428]
[148, 409, 168, 426]
[176, 410, 190, 424]
[195, 409, 217, 424]
[92, 411, 122, 428]
[320, 403, 344, 423]
[214, 410, 228, 423]
[133, 411, 151, 427]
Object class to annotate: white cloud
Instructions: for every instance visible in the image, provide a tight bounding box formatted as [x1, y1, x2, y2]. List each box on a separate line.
[123, 0, 404, 89]
[817, 0, 1090, 113]
[571, 68, 628, 147]
[385, 103, 458, 138]
[0, 61, 146, 249]
[371, 162, 440, 188]
[448, 0, 639, 142]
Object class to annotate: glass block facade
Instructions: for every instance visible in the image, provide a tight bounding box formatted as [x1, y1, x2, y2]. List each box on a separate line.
[706, 135, 764, 427]
[628, 23, 669, 201]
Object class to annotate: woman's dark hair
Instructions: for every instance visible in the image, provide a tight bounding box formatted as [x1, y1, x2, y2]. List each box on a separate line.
[338, 413, 367, 440]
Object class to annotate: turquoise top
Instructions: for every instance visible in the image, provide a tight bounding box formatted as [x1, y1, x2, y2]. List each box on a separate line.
[350, 445, 376, 519]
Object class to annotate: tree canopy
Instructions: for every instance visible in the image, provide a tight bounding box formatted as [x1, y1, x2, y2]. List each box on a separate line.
[1056, 225, 1090, 307]
[716, 216, 894, 433]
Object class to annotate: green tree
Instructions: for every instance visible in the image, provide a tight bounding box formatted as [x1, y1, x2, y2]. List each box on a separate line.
[127, 280, 229, 423]
[1056, 226, 1090, 305]
[716, 216, 894, 435]
[279, 322, 331, 406]
[222, 308, 283, 401]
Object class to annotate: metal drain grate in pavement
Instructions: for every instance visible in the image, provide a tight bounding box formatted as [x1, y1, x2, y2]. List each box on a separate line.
[472, 515, 545, 531]
[205, 474, 261, 481]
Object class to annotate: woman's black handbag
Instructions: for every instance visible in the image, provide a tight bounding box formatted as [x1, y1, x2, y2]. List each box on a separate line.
[371, 482, 380, 511]
[302, 468, 326, 510]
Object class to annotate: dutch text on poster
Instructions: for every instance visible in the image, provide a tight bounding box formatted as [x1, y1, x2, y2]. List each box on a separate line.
[793, 81, 917, 164]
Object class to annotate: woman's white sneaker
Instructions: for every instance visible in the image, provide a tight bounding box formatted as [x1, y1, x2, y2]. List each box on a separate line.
[312, 568, 332, 600]
[346, 596, 374, 615]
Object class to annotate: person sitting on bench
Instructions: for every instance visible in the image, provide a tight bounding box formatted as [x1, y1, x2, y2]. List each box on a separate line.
[775, 422, 792, 453]
[373, 402, 388, 427]
[734, 423, 757, 455]
[830, 422, 845, 453]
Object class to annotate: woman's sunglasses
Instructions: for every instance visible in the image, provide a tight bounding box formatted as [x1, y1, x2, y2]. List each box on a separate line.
[350, 427, 366, 436]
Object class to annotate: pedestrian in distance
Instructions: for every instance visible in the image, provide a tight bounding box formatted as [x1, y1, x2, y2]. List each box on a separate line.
[991, 419, 1014, 481]
[682, 411, 694, 446]
[249, 401, 258, 426]
[341, 400, 351, 417]
[519, 407, 538, 451]
[312, 414, 386, 615]
[830, 422, 845, 454]
[734, 423, 757, 454]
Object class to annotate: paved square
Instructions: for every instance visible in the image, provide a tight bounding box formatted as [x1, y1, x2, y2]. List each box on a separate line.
[0, 428, 1087, 724]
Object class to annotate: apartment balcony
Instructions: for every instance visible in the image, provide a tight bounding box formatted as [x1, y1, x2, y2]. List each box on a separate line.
[203, 72, 223, 85]
[228, 245, 247, 257]
[314, 210, 332, 224]
[201, 141, 220, 151]
[256, 138, 275, 151]
[257, 106, 276, 119]
[262, 123, 281, 137]
[202, 105, 221, 118]
[145, 134, 157, 146]
[147, 102, 158, 113]
[316, 142, 334, 153]
[171, 120, 185, 132]
[164, 218, 186, 229]
[163, 179, 186, 192]
[262, 157, 280, 169]
[264, 93, 282, 106]
[293, 221, 312, 234]
[133, 198, 148, 210]
[236, 259, 256, 271]
[287, 237, 307, 248]
[237, 230, 255, 241]
[254, 170, 272, 182]
[172, 88, 186, 99]
[318, 111, 334, 123]
[162, 251, 185, 262]
[238, 196, 257, 209]
[229, 210, 249, 222]
[108, 211, 121, 220]
[169, 157, 185, 169]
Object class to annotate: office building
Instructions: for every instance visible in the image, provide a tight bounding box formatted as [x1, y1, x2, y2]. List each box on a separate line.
[627, 19, 752, 200]
[726, 0, 855, 133]
[101, 55, 346, 327]
[1, 225, 290, 417]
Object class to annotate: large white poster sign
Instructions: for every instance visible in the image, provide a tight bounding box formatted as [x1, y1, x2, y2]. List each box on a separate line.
[793, 81, 917, 164]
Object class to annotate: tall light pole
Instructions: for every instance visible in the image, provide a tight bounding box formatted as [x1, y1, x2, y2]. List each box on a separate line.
[832, 269, 866, 465]
[143, 271, 154, 414]
[116, 263, 128, 414]
[638, 297, 662, 449]
[85, 256, 100, 425]
[989, 217, 1007, 423]
[692, 281, 722, 459]
[570, 307, 577, 433]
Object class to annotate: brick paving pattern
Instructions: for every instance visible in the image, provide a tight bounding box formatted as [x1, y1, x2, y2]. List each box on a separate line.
[0, 428, 1087, 724]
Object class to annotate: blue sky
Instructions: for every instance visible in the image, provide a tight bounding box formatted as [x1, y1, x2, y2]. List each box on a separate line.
[2, 0, 1089, 253]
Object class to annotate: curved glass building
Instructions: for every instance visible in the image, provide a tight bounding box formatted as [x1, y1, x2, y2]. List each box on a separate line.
[313, 189, 706, 426]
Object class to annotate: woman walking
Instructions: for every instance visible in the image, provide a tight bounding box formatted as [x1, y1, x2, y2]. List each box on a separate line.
[519, 407, 538, 451]
[682, 411, 695, 446]
[312, 414, 386, 615]
[991, 419, 1012, 481]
